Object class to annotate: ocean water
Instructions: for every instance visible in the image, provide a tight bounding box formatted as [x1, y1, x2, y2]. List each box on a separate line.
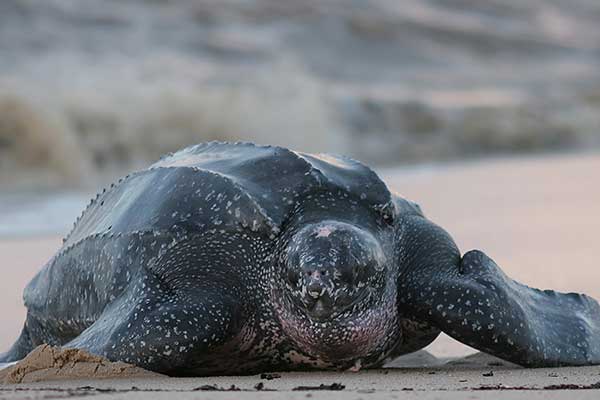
[1, 0, 600, 189]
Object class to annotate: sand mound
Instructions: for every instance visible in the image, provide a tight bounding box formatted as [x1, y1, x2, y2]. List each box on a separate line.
[0, 345, 161, 384]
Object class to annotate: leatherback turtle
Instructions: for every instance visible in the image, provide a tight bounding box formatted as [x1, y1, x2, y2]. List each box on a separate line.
[2, 142, 599, 375]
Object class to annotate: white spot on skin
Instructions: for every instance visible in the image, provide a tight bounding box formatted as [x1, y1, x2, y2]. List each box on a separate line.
[315, 226, 334, 238]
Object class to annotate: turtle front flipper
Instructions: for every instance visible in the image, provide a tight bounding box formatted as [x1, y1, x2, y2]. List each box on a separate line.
[59, 230, 259, 376]
[448, 250, 600, 366]
[397, 215, 600, 367]
[64, 281, 247, 376]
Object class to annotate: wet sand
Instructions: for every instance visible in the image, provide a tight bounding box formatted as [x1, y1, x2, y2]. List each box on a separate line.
[1, 152, 599, 397]
[1, 361, 600, 399]
[0, 237, 61, 353]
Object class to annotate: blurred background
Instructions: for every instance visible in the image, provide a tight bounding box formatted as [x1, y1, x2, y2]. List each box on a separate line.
[1, 0, 599, 361]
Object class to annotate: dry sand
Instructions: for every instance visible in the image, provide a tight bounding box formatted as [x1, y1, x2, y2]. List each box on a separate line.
[0, 345, 160, 384]
[0, 152, 599, 397]
[1, 362, 600, 399]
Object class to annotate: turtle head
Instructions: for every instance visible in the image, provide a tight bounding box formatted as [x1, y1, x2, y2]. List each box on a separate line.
[279, 220, 387, 321]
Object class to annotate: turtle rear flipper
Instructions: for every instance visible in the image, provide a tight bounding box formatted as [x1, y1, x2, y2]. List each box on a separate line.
[398, 216, 600, 367]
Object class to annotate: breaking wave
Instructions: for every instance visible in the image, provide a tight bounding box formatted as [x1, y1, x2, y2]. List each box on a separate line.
[1, 0, 600, 188]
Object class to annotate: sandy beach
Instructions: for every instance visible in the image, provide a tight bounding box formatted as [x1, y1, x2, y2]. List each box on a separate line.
[2, 362, 600, 399]
[1, 152, 599, 397]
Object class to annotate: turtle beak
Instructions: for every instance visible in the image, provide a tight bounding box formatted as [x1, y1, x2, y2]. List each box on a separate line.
[307, 279, 326, 299]
[303, 275, 335, 319]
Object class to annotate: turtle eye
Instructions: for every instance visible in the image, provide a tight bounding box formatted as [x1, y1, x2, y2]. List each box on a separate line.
[379, 202, 396, 225]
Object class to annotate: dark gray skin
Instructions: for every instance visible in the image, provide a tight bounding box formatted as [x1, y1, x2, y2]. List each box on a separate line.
[2, 141, 600, 376]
